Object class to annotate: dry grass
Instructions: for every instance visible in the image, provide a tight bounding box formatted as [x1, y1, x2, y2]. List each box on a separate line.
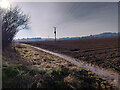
[25, 37, 120, 73]
[2, 43, 114, 89]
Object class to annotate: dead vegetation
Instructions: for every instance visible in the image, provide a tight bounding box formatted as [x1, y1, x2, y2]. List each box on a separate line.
[25, 37, 120, 73]
[2, 43, 115, 89]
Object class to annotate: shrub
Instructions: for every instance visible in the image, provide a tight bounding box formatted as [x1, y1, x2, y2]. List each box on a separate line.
[1, 6, 29, 49]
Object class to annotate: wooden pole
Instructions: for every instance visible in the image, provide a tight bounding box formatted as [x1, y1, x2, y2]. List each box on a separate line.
[54, 27, 56, 42]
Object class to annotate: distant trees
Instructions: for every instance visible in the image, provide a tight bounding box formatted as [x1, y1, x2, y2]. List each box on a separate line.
[1, 6, 30, 49]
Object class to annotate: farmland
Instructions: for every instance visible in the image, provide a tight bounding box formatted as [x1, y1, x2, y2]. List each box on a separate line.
[2, 43, 113, 89]
[25, 37, 120, 73]
[2, 36, 119, 89]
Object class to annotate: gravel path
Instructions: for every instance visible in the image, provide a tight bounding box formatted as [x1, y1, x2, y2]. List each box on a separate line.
[24, 44, 119, 88]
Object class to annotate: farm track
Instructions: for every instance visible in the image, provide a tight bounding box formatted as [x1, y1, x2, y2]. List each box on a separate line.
[23, 44, 120, 88]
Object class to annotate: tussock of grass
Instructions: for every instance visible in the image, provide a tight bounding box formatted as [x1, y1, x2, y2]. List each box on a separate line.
[2, 43, 113, 89]
[2, 65, 112, 89]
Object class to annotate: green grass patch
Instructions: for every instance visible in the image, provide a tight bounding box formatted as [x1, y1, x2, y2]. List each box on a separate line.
[2, 66, 19, 88]
[2, 66, 19, 78]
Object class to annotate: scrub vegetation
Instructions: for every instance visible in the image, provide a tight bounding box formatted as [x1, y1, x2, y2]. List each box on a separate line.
[2, 43, 113, 89]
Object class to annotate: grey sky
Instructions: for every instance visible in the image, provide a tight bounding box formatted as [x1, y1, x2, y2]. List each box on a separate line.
[13, 2, 118, 39]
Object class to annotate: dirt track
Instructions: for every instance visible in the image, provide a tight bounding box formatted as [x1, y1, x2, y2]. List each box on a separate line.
[24, 44, 120, 88]
[25, 37, 120, 72]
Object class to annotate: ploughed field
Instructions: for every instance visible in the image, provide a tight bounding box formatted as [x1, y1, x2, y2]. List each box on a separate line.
[2, 43, 112, 89]
[25, 37, 120, 73]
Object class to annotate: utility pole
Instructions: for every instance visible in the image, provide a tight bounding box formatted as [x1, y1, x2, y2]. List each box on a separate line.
[54, 27, 56, 42]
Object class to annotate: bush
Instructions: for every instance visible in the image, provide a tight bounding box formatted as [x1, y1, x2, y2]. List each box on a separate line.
[1, 6, 29, 49]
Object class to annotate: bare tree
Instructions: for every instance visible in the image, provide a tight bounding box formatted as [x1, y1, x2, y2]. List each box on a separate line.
[1, 6, 30, 49]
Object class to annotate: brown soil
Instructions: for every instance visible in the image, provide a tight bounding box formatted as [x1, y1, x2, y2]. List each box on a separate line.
[25, 37, 120, 73]
[2, 43, 115, 89]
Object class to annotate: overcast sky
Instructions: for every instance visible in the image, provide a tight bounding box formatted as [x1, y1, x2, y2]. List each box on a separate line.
[13, 2, 118, 39]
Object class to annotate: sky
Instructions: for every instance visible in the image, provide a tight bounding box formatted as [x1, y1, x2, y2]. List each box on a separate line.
[13, 2, 118, 39]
